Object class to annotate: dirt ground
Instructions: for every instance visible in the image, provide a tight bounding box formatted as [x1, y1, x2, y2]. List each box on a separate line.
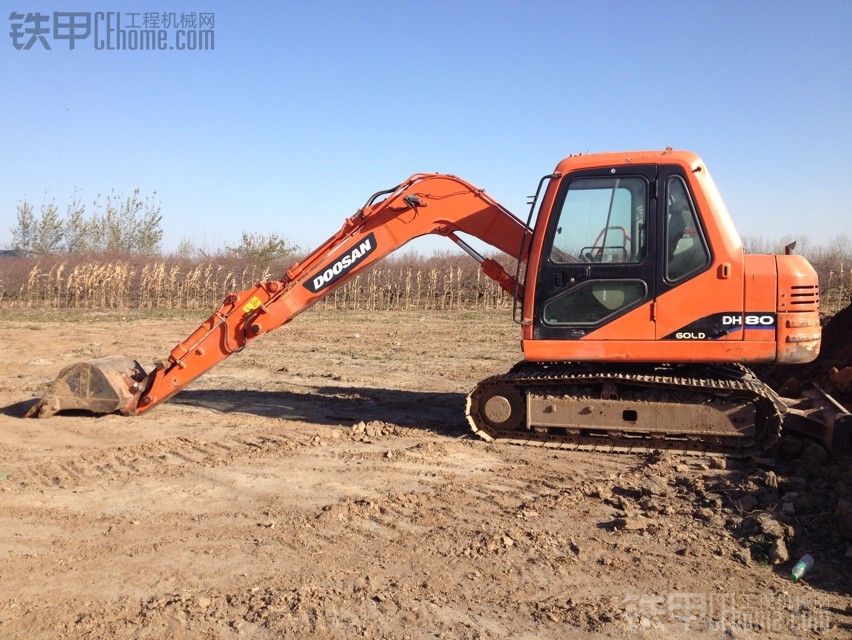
[0, 309, 849, 639]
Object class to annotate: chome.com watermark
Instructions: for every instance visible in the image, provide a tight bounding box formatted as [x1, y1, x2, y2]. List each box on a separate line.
[623, 591, 832, 634]
[9, 11, 214, 51]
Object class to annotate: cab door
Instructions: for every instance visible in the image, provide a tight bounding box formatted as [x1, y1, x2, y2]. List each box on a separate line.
[653, 165, 732, 340]
[533, 165, 657, 340]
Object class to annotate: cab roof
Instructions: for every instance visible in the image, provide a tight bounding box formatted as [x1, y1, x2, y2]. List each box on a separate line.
[554, 149, 702, 174]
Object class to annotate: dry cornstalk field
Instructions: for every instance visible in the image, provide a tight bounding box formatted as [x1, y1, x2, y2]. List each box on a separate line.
[0, 262, 514, 312]
[1, 255, 849, 313]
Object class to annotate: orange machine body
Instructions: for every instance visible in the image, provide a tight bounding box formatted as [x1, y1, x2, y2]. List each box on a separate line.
[520, 150, 819, 364]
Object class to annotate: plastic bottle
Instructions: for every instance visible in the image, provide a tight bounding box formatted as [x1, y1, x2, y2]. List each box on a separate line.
[791, 554, 813, 582]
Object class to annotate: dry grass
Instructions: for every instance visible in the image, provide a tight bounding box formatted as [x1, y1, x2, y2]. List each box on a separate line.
[0, 260, 512, 311]
[820, 260, 852, 315]
[2, 245, 848, 314]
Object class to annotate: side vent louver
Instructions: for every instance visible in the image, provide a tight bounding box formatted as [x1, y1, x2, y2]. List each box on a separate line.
[788, 284, 819, 310]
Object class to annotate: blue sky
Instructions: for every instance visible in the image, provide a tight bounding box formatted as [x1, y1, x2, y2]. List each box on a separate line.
[1, 0, 849, 255]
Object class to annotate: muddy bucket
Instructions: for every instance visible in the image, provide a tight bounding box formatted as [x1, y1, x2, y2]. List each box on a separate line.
[26, 355, 148, 418]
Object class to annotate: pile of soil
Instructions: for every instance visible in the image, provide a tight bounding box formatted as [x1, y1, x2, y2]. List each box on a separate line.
[718, 437, 851, 570]
[603, 439, 850, 584]
[756, 302, 852, 408]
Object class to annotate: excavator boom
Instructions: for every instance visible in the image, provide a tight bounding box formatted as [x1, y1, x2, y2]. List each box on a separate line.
[27, 174, 529, 418]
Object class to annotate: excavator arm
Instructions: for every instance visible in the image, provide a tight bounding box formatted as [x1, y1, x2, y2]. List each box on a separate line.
[28, 173, 530, 418]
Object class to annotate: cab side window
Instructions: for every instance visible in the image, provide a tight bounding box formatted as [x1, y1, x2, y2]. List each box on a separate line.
[665, 177, 710, 281]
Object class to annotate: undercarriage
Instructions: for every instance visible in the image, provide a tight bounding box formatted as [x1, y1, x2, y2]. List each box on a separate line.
[466, 362, 790, 455]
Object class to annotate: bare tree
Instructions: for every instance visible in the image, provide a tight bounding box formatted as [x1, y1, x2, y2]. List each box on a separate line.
[11, 201, 36, 251]
[32, 201, 64, 254]
[131, 190, 163, 255]
[176, 237, 197, 259]
[64, 192, 102, 253]
[90, 189, 164, 254]
[227, 232, 298, 267]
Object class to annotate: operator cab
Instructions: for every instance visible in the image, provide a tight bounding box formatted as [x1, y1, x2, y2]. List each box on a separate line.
[533, 161, 711, 341]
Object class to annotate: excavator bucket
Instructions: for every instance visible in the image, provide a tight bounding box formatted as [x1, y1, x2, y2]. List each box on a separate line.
[26, 356, 148, 418]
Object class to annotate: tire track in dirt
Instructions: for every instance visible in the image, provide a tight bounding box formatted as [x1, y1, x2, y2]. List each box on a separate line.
[10, 430, 316, 489]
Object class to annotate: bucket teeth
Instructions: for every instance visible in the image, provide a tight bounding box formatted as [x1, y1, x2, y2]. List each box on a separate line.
[26, 356, 148, 418]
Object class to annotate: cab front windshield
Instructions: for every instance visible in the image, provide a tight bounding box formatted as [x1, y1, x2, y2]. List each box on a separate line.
[549, 177, 647, 264]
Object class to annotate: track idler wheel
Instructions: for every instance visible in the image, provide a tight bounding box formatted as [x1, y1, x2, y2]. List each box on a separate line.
[470, 384, 525, 439]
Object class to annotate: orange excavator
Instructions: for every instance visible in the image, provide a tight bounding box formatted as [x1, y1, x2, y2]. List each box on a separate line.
[28, 150, 850, 455]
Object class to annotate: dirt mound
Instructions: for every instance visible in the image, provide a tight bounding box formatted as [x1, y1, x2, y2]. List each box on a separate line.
[600, 441, 851, 587]
[687, 438, 849, 566]
[757, 302, 852, 408]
